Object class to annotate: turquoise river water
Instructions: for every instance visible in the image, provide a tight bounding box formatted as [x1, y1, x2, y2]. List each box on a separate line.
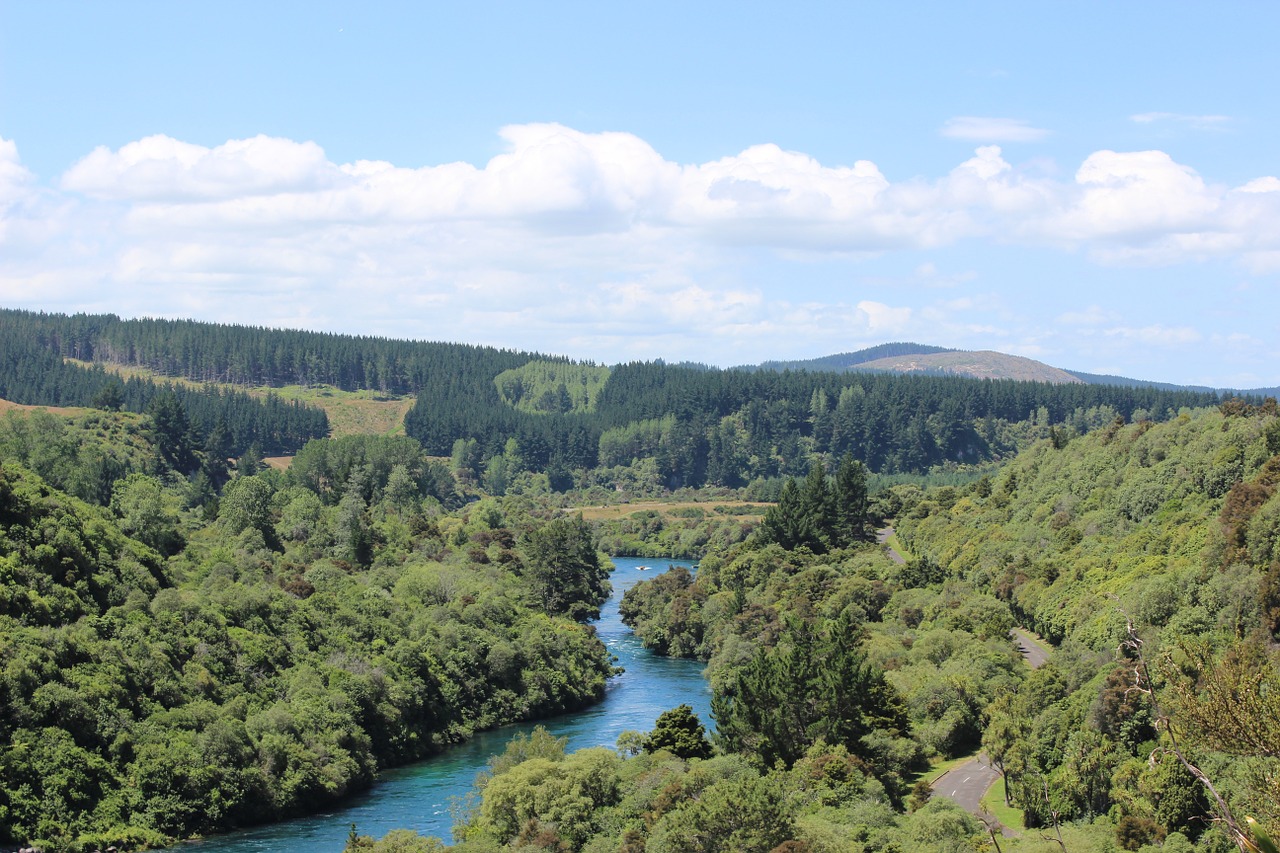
[165, 556, 710, 852]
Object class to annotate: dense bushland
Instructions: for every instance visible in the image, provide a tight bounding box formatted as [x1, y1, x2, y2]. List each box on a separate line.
[354, 404, 1280, 852]
[0, 420, 616, 852]
[895, 403, 1280, 848]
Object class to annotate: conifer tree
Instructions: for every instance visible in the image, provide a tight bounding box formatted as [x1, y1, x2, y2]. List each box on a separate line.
[833, 453, 869, 546]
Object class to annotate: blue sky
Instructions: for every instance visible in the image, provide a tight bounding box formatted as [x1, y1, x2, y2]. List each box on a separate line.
[2, 2, 1278, 387]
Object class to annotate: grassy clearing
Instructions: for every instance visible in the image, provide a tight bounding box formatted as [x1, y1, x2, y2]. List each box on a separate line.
[980, 776, 1025, 833]
[70, 361, 415, 438]
[573, 501, 769, 522]
[269, 384, 415, 438]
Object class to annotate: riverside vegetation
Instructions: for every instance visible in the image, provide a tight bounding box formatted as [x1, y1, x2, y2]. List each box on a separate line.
[2, 309, 1279, 852]
[0, 418, 617, 851]
[350, 404, 1280, 853]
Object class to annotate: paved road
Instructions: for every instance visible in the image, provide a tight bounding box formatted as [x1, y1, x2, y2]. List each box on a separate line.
[876, 526, 906, 564]
[934, 754, 1000, 814]
[877, 527, 1050, 670]
[934, 755, 1015, 836]
[877, 527, 1051, 836]
[1010, 627, 1050, 669]
[933, 633, 1048, 834]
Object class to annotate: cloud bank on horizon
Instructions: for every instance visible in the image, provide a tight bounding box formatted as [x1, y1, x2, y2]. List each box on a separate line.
[2, 123, 1279, 387]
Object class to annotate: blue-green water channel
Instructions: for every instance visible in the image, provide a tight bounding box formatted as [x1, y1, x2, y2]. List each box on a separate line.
[168, 557, 710, 852]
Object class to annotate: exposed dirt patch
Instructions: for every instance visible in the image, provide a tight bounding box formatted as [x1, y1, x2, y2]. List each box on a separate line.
[0, 397, 86, 417]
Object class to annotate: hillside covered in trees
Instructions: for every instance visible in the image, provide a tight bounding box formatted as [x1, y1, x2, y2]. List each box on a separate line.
[4, 305, 1280, 852]
[0, 409, 618, 852]
[344, 402, 1280, 853]
[3, 310, 1235, 493]
[1, 315, 329, 460]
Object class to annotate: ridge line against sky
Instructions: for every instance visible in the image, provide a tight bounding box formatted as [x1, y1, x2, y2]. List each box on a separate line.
[1, 2, 1278, 388]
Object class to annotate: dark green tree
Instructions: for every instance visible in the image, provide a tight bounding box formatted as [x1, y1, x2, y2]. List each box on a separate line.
[713, 612, 908, 771]
[833, 452, 869, 546]
[202, 421, 234, 487]
[236, 441, 265, 477]
[519, 514, 611, 621]
[760, 478, 822, 552]
[91, 378, 125, 411]
[147, 391, 197, 473]
[799, 461, 835, 548]
[644, 704, 712, 760]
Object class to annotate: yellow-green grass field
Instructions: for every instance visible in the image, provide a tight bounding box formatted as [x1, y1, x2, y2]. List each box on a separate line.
[68, 360, 415, 438]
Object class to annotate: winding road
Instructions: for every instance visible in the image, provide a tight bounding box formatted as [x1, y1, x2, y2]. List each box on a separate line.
[877, 527, 1052, 833]
[931, 756, 1007, 831]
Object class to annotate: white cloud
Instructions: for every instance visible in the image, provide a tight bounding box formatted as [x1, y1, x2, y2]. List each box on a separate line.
[941, 117, 1050, 142]
[0, 138, 34, 198]
[1054, 150, 1220, 242]
[1104, 325, 1203, 346]
[62, 135, 340, 201]
[4, 125, 1280, 368]
[1130, 112, 1230, 129]
[856, 300, 912, 333]
[1239, 176, 1280, 194]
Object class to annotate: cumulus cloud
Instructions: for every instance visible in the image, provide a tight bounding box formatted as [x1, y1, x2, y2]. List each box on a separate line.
[941, 117, 1050, 142]
[3, 125, 1280, 366]
[0, 139, 34, 197]
[62, 135, 340, 201]
[1058, 150, 1219, 240]
[1239, 176, 1280, 194]
[856, 300, 912, 332]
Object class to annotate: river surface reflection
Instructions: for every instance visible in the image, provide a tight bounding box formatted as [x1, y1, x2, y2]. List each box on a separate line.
[169, 557, 709, 852]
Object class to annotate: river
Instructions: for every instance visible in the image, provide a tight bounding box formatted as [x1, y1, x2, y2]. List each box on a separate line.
[168, 556, 710, 852]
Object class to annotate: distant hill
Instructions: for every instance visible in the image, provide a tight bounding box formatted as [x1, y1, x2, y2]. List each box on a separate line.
[1062, 368, 1219, 392]
[856, 350, 1083, 384]
[748, 342, 955, 373]
[751, 343, 1279, 396]
[751, 344, 1081, 384]
[1066, 368, 1280, 398]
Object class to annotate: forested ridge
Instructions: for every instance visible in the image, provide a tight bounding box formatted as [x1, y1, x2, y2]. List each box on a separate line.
[1, 315, 329, 459]
[894, 402, 1280, 845]
[2, 309, 543, 394]
[3, 309, 1235, 492]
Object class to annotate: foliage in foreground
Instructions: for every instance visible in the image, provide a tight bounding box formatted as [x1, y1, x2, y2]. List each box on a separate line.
[376, 404, 1280, 852]
[897, 404, 1280, 847]
[0, 422, 616, 852]
[350, 725, 986, 853]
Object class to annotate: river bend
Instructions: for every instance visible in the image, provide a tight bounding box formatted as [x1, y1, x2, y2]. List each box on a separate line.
[167, 557, 709, 852]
